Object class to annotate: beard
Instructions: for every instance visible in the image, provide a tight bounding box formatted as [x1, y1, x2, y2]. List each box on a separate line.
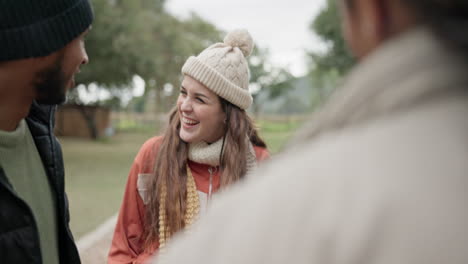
[35, 55, 69, 105]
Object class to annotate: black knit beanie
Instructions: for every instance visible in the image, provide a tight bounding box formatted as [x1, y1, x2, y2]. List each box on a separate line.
[0, 0, 94, 61]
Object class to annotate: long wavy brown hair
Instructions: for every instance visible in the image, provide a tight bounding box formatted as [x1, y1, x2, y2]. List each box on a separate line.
[143, 98, 266, 248]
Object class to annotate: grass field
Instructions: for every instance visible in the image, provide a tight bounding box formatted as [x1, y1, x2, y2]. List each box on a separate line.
[257, 118, 301, 153]
[62, 129, 155, 238]
[62, 117, 303, 238]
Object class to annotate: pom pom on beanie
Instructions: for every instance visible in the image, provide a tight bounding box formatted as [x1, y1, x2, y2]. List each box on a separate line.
[223, 29, 254, 57]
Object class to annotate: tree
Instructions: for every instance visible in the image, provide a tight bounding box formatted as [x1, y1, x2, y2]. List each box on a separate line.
[76, 0, 164, 86]
[309, 0, 355, 75]
[69, 0, 221, 139]
[68, 0, 288, 138]
[249, 47, 294, 115]
[306, 0, 356, 109]
[144, 12, 222, 114]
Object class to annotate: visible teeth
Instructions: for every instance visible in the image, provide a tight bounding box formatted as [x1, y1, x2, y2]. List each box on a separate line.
[182, 117, 198, 125]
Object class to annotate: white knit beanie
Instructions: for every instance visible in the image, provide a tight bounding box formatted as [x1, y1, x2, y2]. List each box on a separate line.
[181, 29, 254, 109]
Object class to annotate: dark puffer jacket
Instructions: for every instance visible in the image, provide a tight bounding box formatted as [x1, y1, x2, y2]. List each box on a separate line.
[0, 102, 80, 264]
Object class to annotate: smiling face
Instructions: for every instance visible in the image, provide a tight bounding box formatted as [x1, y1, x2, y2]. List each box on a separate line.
[177, 75, 226, 144]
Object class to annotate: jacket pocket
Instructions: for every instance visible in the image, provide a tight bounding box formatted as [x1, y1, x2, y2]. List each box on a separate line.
[137, 173, 153, 205]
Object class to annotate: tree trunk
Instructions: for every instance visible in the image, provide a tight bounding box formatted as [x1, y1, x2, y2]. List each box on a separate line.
[77, 105, 99, 140]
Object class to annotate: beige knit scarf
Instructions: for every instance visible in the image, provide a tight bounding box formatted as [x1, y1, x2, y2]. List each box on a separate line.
[188, 137, 257, 172]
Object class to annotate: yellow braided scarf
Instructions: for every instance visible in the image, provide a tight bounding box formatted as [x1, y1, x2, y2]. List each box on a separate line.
[158, 166, 200, 248]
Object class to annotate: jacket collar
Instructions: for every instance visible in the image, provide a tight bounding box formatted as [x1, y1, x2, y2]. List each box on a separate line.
[294, 26, 468, 142]
[27, 101, 56, 127]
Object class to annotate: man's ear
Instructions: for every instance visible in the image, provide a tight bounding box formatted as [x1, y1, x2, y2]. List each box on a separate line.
[366, 0, 417, 43]
[359, 0, 391, 44]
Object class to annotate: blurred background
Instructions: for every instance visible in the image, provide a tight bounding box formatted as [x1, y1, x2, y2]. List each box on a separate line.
[57, 0, 355, 261]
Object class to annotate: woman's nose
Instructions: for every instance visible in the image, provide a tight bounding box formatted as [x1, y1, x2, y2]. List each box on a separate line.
[180, 97, 192, 112]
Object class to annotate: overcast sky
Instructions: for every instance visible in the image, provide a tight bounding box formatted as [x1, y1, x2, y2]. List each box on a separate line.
[166, 0, 327, 77]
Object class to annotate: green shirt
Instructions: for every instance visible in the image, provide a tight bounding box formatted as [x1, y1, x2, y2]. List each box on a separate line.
[0, 119, 59, 264]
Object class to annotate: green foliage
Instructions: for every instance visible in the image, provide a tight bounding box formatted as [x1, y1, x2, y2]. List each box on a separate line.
[75, 0, 222, 108]
[309, 0, 355, 75]
[77, 0, 156, 86]
[74, 0, 293, 117]
[305, 0, 356, 109]
[257, 118, 302, 154]
[257, 118, 301, 133]
[148, 12, 222, 102]
[249, 47, 295, 114]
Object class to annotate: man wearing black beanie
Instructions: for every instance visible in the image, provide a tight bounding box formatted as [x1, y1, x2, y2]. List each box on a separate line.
[0, 0, 94, 263]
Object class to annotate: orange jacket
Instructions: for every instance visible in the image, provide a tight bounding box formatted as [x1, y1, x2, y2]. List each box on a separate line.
[108, 136, 269, 264]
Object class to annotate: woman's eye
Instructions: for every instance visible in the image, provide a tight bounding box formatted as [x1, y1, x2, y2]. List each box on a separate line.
[196, 98, 205, 103]
[180, 90, 187, 95]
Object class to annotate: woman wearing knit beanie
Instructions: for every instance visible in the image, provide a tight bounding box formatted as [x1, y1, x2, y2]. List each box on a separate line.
[108, 29, 269, 263]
